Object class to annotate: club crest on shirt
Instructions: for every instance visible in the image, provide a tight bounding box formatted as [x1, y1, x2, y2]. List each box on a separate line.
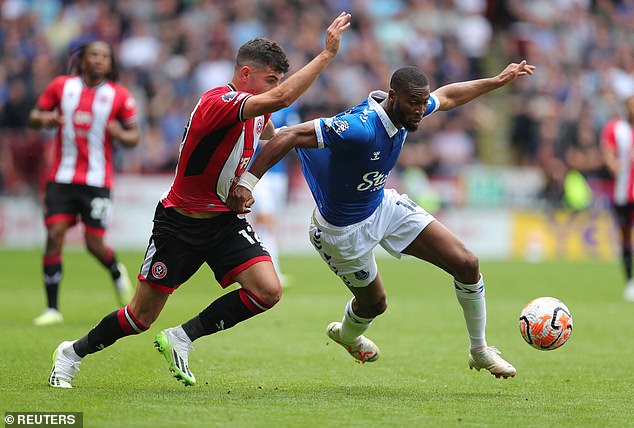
[256, 117, 263, 134]
[329, 119, 349, 134]
[222, 91, 238, 102]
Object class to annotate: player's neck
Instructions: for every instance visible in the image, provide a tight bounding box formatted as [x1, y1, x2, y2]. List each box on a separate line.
[82, 76, 106, 88]
[380, 99, 401, 128]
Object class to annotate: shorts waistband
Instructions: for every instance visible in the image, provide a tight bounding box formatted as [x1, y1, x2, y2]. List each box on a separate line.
[312, 207, 375, 236]
[161, 203, 234, 225]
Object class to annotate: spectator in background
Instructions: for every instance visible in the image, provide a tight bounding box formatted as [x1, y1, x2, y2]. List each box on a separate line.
[0, 76, 42, 194]
[601, 95, 634, 302]
[28, 40, 139, 326]
[0, 0, 633, 205]
[430, 113, 476, 177]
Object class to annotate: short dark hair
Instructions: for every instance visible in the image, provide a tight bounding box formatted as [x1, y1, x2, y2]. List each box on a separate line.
[390, 66, 429, 92]
[69, 40, 119, 82]
[236, 38, 289, 74]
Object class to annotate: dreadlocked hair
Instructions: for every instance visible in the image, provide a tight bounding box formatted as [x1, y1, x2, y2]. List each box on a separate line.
[68, 40, 119, 82]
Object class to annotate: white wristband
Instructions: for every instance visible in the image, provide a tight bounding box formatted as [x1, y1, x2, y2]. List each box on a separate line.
[237, 171, 259, 192]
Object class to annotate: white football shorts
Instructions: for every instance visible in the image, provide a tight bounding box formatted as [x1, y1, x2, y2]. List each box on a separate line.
[308, 188, 435, 287]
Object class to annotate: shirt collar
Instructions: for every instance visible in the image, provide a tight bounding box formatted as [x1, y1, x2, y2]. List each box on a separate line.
[367, 90, 400, 138]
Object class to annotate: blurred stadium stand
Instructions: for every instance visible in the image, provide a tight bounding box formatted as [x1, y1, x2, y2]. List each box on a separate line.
[0, 0, 632, 258]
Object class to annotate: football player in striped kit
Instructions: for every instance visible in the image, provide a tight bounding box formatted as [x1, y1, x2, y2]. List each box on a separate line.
[602, 95, 634, 302]
[29, 40, 139, 326]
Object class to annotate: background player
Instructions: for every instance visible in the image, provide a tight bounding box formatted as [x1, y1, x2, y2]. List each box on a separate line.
[228, 60, 535, 379]
[28, 40, 138, 326]
[601, 94, 634, 302]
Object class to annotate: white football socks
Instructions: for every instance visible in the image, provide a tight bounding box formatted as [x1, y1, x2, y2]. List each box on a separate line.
[339, 298, 373, 343]
[454, 275, 488, 350]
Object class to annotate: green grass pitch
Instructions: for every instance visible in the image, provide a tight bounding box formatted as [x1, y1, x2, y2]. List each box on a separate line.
[1, 249, 633, 427]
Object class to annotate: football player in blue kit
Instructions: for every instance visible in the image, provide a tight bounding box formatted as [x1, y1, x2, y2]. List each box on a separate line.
[228, 60, 535, 379]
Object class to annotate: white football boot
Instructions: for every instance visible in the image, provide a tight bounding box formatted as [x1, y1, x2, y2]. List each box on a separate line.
[154, 327, 196, 386]
[326, 322, 379, 363]
[624, 280, 634, 302]
[34, 308, 63, 326]
[469, 346, 516, 379]
[49, 341, 82, 388]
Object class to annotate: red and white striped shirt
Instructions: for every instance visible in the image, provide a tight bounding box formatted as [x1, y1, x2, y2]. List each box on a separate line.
[161, 84, 269, 212]
[37, 75, 137, 189]
[602, 118, 634, 205]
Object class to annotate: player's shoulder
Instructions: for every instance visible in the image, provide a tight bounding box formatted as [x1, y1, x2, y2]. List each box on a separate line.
[48, 75, 74, 89]
[108, 81, 133, 96]
[321, 110, 373, 143]
[604, 117, 621, 127]
[603, 117, 628, 134]
[203, 85, 250, 101]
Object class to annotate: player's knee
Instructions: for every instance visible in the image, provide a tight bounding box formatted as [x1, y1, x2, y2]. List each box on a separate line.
[46, 231, 65, 250]
[251, 280, 282, 308]
[85, 234, 105, 253]
[454, 250, 480, 283]
[85, 241, 98, 256]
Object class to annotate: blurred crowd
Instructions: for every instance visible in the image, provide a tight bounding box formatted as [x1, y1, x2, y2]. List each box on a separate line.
[0, 0, 633, 205]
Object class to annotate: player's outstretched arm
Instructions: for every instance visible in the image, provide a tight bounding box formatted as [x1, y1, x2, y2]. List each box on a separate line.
[242, 12, 351, 119]
[226, 121, 318, 212]
[433, 60, 535, 111]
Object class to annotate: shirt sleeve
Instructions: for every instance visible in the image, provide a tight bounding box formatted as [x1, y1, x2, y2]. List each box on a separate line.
[423, 93, 440, 118]
[115, 86, 138, 125]
[37, 76, 66, 111]
[197, 88, 252, 130]
[601, 120, 616, 151]
[313, 113, 371, 149]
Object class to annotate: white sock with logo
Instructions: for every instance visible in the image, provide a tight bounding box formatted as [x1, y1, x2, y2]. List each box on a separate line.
[339, 298, 373, 343]
[454, 275, 488, 350]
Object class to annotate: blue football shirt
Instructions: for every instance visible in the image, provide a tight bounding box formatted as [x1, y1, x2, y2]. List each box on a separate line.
[297, 90, 439, 226]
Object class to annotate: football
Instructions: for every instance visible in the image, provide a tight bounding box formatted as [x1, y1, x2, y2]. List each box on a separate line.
[519, 297, 573, 350]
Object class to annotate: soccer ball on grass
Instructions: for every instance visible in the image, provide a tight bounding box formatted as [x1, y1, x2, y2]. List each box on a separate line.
[519, 297, 573, 350]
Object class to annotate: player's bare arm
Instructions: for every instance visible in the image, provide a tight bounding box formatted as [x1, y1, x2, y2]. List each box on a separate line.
[242, 12, 351, 119]
[602, 145, 620, 175]
[226, 122, 318, 212]
[433, 60, 535, 111]
[107, 120, 140, 148]
[28, 106, 64, 129]
[260, 119, 276, 140]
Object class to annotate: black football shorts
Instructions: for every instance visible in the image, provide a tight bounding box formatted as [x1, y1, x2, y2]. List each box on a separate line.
[44, 182, 112, 231]
[139, 203, 271, 292]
